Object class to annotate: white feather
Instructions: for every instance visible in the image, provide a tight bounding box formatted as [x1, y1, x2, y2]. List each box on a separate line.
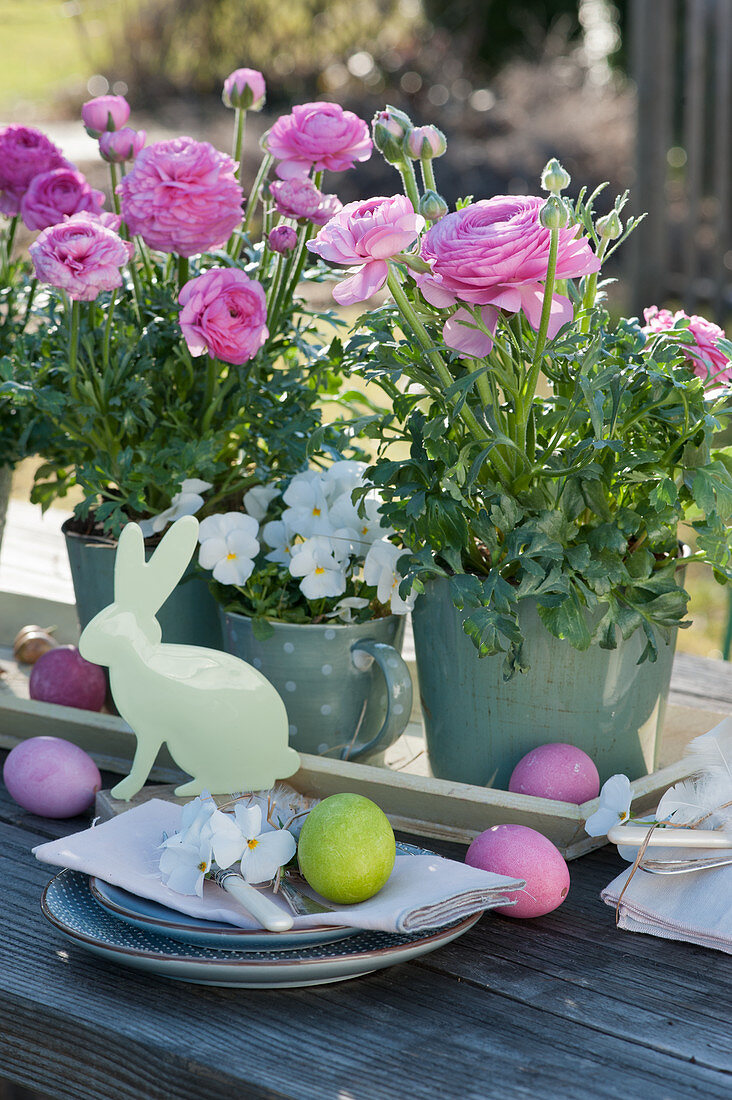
[683, 718, 732, 786]
[657, 773, 732, 827]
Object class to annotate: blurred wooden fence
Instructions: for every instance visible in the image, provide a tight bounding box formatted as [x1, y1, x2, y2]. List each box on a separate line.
[628, 0, 731, 324]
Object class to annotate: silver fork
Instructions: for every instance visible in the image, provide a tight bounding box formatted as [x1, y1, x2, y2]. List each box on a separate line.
[640, 855, 732, 875]
[276, 871, 335, 916]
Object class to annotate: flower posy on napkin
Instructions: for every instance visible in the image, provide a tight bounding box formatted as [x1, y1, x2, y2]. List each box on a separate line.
[33, 800, 525, 934]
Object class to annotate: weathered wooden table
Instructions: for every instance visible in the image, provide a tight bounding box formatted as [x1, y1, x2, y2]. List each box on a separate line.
[0, 652, 730, 1100]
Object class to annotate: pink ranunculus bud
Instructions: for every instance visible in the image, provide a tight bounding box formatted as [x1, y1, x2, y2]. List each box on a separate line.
[268, 225, 298, 254]
[20, 168, 106, 232]
[265, 102, 372, 180]
[404, 125, 446, 161]
[81, 95, 131, 138]
[310, 192, 343, 227]
[372, 106, 412, 164]
[270, 178, 323, 220]
[118, 137, 243, 257]
[0, 125, 68, 217]
[416, 196, 601, 357]
[29, 213, 132, 301]
[307, 195, 424, 306]
[179, 268, 269, 365]
[222, 68, 266, 111]
[98, 127, 146, 164]
[643, 307, 732, 386]
[418, 189, 448, 222]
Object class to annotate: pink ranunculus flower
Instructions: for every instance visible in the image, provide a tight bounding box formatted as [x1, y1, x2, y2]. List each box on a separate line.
[29, 213, 133, 301]
[307, 195, 424, 305]
[179, 268, 268, 365]
[269, 178, 323, 220]
[222, 68, 266, 111]
[118, 137, 243, 257]
[310, 192, 343, 227]
[643, 306, 732, 385]
[20, 168, 105, 232]
[0, 125, 68, 216]
[99, 127, 146, 163]
[266, 102, 372, 180]
[81, 95, 131, 138]
[268, 225, 297, 254]
[418, 196, 601, 356]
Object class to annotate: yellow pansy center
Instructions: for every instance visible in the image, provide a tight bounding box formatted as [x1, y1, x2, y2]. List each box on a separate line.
[315, 566, 325, 575]
[198, 860, 208, 872]
[247, 837, 259, 849]
[312, 507, 321, 516]
[226, 551, 238, 560]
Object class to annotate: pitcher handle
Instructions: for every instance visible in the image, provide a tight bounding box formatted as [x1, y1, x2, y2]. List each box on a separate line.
[342, 639, 413, 760]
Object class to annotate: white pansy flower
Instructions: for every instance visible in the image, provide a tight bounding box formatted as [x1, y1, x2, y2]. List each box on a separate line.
[329, 490, 390, 554]
[233, 804, 297, 885]
[325, 596, 371, 623]
[322, 460, 367, 501]
[198, 512, 259, 586]
[139, 478, 212, 538]
[289, 535, 347, 599]
[243, 484, 279, 521]
[261, 518, 298, 565]
[282, 473, 332, 537]
[363, 539, 414, 614]
[584, 774, 632, 837]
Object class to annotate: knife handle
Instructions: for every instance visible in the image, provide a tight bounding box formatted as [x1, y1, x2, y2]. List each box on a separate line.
[212, 868, 294, 931]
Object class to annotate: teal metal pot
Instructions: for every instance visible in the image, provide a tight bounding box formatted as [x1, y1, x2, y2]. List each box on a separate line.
[63, 520, 223, 649]
[412, 577, 677, 788]
[0, 465, 12, 557]
[220, 611, 413, 761]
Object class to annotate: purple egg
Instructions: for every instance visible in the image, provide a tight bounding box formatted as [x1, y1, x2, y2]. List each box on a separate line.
[508, 742, 600, 804]
[29, 645, 107, 712]
[3, 737, 102, 818]
[466, 823, 570, 918]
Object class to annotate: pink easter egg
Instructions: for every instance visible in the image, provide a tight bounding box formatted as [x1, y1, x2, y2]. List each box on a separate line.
[3, 737, 102, 818]
[29, 645, 107, 712]
[508, 742, 600, 804]
[466, 823, 570, 918]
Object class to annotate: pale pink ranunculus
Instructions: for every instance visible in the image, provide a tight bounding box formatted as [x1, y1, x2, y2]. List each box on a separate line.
[307, 195, 424, 305]
[118, 137, 243, 257]
[99, 127, 146, 163]
[266, 102, 371, 180]
[270, 178, 323, 220]
[20, 168, 106, 232]
[29, 213, 133, 301]
[0, 125, 68, 216]
[222, 68, 266, 111]
[310, 192, 343, 227]
[643, 306, 732, 385]
[418, 196, 601, 356]
[81, 95, 131, 138]
[179, 267, 268, 365]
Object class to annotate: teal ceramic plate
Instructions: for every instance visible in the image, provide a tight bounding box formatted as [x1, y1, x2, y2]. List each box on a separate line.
[42, 870, 482, 988]
[89, 877, 358, 950]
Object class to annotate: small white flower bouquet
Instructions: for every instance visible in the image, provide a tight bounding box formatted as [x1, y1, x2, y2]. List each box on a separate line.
[190, 460, 414, 625]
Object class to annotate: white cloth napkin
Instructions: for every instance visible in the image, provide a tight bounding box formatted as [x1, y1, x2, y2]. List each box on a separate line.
[601, 863, 732, 954]
[33, 799, 524, 934]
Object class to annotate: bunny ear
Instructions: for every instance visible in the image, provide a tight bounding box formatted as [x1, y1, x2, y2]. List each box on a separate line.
[114, 521, 146, 604]
[134, 515, 200, 616]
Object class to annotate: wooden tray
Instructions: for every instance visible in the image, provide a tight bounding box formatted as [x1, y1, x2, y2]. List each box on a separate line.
[0, 600, 724, 859]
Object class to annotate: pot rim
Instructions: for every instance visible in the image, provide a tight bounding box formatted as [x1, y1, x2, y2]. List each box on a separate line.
[221, 607, 404, 633]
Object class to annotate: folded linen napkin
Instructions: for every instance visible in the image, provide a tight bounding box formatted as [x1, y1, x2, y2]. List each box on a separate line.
[33, 799, 525, 934]
[601, 862, 732, 954]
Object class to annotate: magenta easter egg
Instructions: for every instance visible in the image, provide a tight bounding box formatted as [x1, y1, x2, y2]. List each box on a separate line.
[3, 737, 102, 818]
[29, 646, 106, 712]
[508, 743, 600, 804]
[466, 823, 570, 918]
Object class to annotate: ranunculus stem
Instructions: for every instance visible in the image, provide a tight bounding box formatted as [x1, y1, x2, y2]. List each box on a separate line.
[579, 236, 608, 333]
[232, 108, 247, 180]
[520, 226, 559, 447]
[102, 289, 117, 371]
[397, 160, 421, 211]
[69, 298, 81, 377]
[109, 163, 121, 215]
[2, 215, 18, 275]
[21, 278, 37, 331]
[420, 158, 437, 194]
[177, 255, 189, 291]
[386, 266, 491, 453]
[233, 152, 274, 259]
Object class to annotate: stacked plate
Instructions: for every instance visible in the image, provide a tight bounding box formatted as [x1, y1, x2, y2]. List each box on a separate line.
[41, 843, 483, 988]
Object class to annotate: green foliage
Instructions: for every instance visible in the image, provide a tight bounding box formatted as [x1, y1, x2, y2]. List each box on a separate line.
[336, 241, 732, 675]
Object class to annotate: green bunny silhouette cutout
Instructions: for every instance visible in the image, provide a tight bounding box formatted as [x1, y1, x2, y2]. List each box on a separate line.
[79, 515, 300, 800]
